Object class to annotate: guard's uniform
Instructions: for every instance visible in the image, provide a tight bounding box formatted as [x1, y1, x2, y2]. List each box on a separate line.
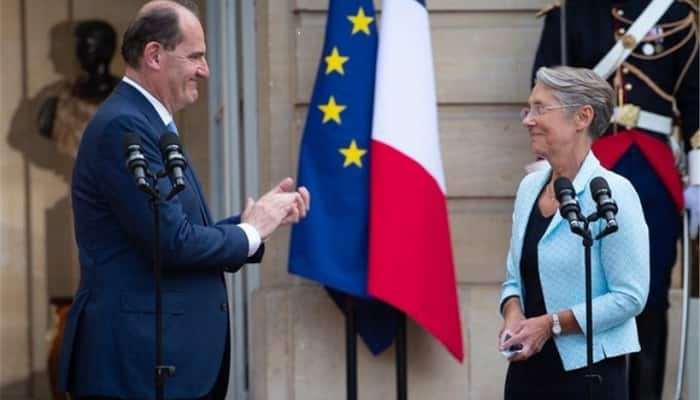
[533, 1, 699, 399]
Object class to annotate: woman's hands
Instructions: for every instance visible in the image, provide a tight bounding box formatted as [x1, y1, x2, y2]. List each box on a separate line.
[499, 297, 525, 343]
[500, 314, 553, 362]
[498, 297, 526, 357]
[498, 297, 554, 362]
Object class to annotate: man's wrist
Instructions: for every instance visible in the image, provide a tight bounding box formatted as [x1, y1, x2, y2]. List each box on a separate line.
[237, 222, 261, 257]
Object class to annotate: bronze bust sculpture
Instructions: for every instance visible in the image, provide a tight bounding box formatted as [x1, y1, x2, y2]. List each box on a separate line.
[37, 20, 118, 156]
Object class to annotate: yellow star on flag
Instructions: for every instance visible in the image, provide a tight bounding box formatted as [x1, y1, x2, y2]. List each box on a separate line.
[325, 47, 350, 75]
[347, 7, 374, 36]
[339, 139, 367, 168]
[318, 96, 346, 124]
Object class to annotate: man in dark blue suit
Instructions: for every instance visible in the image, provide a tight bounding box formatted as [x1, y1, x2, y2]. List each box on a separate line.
[56, 1, 310, 398]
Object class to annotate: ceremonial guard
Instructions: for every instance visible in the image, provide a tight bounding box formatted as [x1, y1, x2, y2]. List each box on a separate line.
[532, 1, 699, 399]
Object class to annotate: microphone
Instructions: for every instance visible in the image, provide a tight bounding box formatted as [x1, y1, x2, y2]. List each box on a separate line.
[589, 176, 618, 238]
[159, 132, 187, 200]
[554, 176, 586, 236]
[123, 132, 152, 194]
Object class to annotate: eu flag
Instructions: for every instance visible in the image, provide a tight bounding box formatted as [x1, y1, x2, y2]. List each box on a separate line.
[289, 0, 397, 354]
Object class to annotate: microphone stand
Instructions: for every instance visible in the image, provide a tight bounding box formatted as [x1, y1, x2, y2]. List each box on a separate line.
[126, 134, 186, 400]
[567, 215, 599, 400]
[139, 170, 176, 400]
[569, 210, 617, 400]
[582, 220, 598, 400]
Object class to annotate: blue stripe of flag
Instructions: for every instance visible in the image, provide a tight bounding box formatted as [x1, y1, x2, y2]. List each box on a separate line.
[289, 0, 398, 355]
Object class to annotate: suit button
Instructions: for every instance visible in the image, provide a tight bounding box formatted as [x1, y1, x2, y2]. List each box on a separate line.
[220, 302, 228, 312]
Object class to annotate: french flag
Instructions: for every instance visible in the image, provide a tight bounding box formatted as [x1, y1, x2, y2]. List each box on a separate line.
[368, 0, 464, 361]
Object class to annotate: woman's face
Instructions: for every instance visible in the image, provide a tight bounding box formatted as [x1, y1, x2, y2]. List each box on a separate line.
[522, 83, 580, 160]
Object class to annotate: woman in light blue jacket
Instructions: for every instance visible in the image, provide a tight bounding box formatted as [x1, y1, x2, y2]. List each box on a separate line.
[499, 66, 649, 399]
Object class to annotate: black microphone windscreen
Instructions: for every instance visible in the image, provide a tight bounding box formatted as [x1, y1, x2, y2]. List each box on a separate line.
[590, 176, 610, 196]
[159, 132, 180, 153]
[554, 176, 575, 202]
[123, 132, 141, 154]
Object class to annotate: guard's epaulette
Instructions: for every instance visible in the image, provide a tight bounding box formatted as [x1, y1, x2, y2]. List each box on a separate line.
[691, 129, 700, 149]
[536, 2, 561, 18]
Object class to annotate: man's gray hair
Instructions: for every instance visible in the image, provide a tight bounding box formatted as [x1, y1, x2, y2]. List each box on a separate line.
[535, 66, 615, 140]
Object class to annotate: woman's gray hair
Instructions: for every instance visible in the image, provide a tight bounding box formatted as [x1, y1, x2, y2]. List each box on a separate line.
[535, 66, 615, 139]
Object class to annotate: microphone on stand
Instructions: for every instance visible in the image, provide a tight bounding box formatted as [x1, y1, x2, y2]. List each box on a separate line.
[554, 176, 586, 236]
[589, 176, 618, 239]
[123, 132, 153, 195]
[159, 132, 187, 200]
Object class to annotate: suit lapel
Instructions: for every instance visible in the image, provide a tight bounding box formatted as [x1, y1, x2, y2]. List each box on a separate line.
[113, 82, 163, 136]
[114, 82, 213, 225]
[183, 154, 213, 225]
[517, 171, 551, 243]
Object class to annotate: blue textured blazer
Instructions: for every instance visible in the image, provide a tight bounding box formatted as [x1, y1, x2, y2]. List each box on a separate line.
[500, 151, 649, 371]
[57, 81, 262, 398]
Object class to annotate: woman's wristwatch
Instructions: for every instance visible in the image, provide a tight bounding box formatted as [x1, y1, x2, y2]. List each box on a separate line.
[551, 312, 562, 336]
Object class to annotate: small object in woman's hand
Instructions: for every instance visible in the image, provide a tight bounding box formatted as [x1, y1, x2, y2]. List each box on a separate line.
[500, 331, 523, 358]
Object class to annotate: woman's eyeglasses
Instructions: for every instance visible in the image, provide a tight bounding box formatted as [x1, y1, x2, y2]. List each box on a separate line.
[520, 104, 582, 120]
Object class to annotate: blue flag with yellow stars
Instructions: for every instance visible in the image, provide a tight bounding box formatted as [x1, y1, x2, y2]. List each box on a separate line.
[288, 0, 397, 354]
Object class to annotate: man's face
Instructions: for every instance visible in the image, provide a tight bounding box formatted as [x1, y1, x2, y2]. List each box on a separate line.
[160, 12, 209, 113]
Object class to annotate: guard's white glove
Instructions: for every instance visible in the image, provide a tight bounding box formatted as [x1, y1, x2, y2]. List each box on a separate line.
[684, 185, 700, 240]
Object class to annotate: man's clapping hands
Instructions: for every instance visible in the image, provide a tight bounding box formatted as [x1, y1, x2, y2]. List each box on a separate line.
[242, 177, 310, 240]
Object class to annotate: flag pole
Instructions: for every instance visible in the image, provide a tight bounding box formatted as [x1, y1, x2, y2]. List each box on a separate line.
[396, 310, 407, 400]
[345, 297, 357, 400]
